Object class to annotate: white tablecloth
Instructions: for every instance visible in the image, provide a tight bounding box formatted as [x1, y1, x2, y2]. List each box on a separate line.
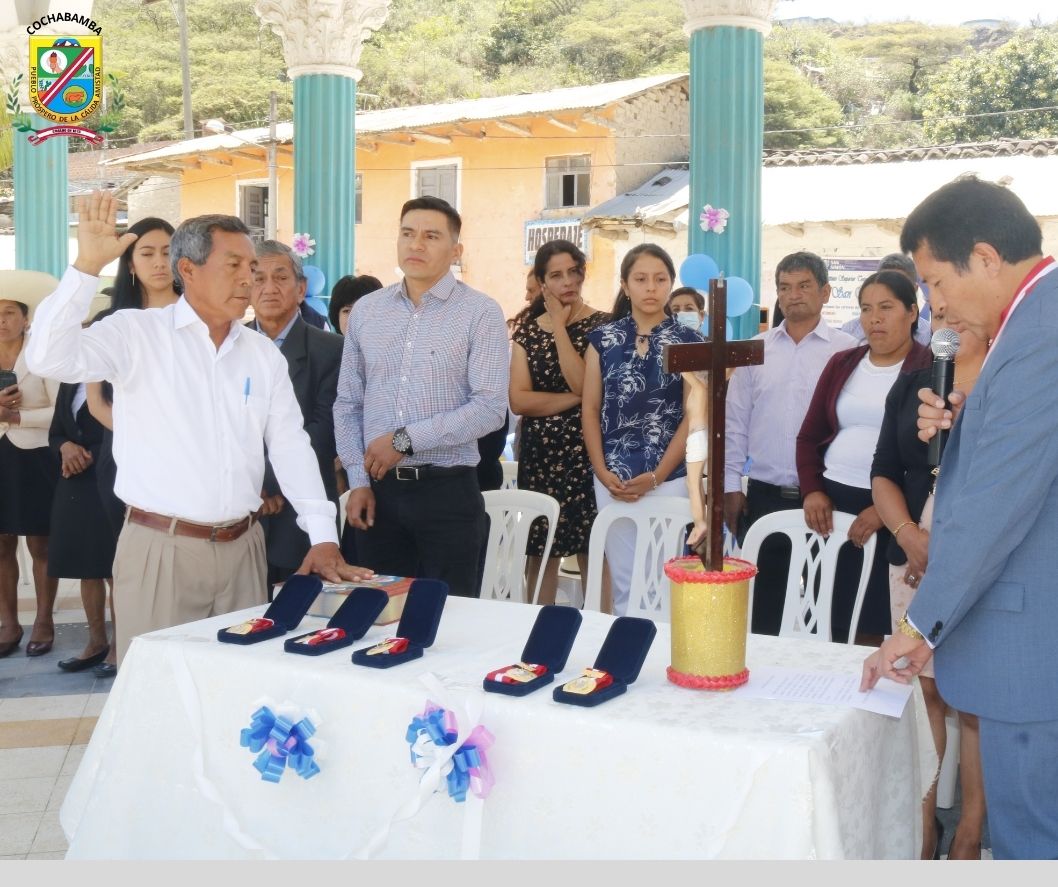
[61, 598, 936, 859]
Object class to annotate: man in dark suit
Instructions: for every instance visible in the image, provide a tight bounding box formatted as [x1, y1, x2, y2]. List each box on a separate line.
[250, 240, 344, 584]
[862, 177, 1058, 859]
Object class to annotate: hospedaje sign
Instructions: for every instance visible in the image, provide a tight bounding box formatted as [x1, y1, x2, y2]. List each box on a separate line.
[524, 219, 592, 265]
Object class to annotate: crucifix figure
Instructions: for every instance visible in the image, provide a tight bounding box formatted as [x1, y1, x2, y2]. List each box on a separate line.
[662, 278, 764, 571]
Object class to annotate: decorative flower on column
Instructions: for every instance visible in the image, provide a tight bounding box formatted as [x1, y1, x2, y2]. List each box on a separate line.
[291, 233, 316, 257]
[699, 205, 730, 235]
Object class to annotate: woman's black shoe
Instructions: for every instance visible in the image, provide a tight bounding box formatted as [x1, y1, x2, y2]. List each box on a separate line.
[57, 647, 109, 672]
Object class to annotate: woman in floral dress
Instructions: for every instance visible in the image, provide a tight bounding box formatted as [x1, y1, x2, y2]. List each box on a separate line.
[509, 240, 606, 604]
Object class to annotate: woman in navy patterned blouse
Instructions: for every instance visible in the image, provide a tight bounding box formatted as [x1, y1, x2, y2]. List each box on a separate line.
[582, 244, 702, 615]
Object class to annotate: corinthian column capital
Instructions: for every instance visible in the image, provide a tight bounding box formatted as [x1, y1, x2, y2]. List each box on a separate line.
[254, 0, 391, 81]
[682, 0, 778, 36]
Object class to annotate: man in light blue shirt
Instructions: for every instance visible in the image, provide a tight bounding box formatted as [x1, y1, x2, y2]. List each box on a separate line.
[726, 251, 857, 634]
[334, 197, 509, 597]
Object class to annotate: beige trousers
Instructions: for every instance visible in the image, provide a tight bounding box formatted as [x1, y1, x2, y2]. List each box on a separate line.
[112, 516, 268, 664]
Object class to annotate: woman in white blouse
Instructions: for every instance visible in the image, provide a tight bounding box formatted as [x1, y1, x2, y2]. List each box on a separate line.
[0, 280, 60, 658]
[795, 270, 929, 644]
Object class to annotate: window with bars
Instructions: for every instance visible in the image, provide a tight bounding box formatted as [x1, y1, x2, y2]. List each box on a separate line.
[239, 184, 268, 242]
[545, 155, 590, 209]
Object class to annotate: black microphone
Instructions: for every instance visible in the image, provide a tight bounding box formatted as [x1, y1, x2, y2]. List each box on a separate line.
[928, 328, 961, 467]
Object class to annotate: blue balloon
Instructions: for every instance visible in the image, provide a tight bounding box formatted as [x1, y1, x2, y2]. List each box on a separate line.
[305, 296, 328, 317]
[304, 265, 326, 298]
[699, 316, 737, 341]
[679, 253, 720, 290]
[726, 276, 754, 317]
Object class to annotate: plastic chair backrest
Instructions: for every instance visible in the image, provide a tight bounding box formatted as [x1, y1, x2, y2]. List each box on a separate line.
[501, 460, 518, 490]
[480, 489, 560, 603]
[740, 510, 876, 644]
[583, 496, 693, 622]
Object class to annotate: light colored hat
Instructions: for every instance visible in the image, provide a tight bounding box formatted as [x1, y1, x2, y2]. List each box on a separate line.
[0, 270, 61, 321]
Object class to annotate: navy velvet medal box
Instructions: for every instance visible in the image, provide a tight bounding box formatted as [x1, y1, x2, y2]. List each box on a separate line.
[483, 605, 582, 697]
[552, 616, 657, 707]
[284, 587, 389, 656]
[217, 575, 322, 645]
[351, 578, 448, 668]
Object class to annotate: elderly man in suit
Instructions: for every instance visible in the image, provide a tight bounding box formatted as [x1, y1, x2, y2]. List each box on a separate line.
[250, 240, 344, 584]
[862, 176, 1058, 859]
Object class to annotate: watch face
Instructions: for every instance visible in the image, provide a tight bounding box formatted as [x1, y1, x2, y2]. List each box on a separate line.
[394, 431, 410, 453]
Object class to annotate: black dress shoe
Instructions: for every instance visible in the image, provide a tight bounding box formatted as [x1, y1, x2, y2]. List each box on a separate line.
[57, 647, 109, 673]
[93, 662, 117, 678]
[0, 627, 24, 658]
[25, 639, 53, 657]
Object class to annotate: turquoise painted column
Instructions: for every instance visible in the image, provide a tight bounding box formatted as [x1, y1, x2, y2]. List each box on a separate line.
[13, 115, 68, 277]
[685, 2, 776, 340]
[255, 0, 391, 308]
[293, 74, 356, 296]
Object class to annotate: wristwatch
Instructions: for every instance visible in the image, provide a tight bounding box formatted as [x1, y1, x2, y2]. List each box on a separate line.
[392, 427, 414, 456]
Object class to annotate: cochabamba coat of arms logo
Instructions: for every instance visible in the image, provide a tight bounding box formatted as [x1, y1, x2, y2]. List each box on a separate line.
[6, 32, 122, 146]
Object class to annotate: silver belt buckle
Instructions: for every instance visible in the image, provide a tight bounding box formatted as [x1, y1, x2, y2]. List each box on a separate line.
[395, 465, 421, 481]
[779, 485, 800, 499]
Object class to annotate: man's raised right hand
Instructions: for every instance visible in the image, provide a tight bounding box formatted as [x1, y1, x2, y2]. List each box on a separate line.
[73, 191, 139, 278]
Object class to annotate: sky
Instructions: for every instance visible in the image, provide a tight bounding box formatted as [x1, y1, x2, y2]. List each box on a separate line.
[774, 0, 1056, 26]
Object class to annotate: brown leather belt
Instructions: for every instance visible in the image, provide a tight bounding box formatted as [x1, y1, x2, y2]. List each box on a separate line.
[127, 507, 256, 542]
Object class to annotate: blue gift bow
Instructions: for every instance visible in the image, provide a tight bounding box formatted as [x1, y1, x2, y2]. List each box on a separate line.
[240, 705, 320, 783]
[405, 705, 492, 803]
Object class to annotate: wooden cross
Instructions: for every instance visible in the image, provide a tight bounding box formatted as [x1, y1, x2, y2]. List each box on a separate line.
[662, 278, 764, 571]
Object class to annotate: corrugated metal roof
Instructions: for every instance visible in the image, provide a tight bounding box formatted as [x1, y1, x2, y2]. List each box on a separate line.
[357, 73, 685, 133]
[583, 167, 690, 224]
[108, 73, 687, 168]
[588, 153, 1058, 230]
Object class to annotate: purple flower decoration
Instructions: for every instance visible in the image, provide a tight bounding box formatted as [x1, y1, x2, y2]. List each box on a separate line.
[699, 205, 730, 235]
[291, 233, 316, 257]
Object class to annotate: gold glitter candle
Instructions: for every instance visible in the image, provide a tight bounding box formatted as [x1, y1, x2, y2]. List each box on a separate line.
[664, 557, 757, 690]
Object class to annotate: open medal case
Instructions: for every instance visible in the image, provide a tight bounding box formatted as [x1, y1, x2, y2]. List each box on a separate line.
[217, 574, 322, 645]
[351, 578, 448, 668]
[284, 586, 389, 656]
[552, 616, 657, 707]
[483, 605, 582, 696]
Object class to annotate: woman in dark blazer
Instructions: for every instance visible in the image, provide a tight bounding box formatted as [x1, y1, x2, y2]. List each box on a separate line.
[796, 271, 928, 643]
[48, 381, 117, 672]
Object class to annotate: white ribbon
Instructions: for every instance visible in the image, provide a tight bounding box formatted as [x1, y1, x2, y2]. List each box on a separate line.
[165, 640, 279, 858]
[353, 671, 488, 860]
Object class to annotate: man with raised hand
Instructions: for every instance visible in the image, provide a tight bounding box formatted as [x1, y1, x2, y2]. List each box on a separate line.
[27, 191, 371, 663]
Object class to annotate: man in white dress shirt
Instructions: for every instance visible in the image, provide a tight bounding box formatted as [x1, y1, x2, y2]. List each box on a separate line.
[724, 251, 857, 635]
[27, 192, 370, 663]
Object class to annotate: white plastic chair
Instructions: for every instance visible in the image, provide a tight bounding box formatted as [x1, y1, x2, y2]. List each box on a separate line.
[936, 709, 961, 809]
[740, 510, 876, 644]
[338, 489, 350, 537]
[17, 537, 32, 587]
[556, 557, 584, 608]
[501, 460, 518, 490]
[480, 489, 560, 604]
[583, 496, 694, 622]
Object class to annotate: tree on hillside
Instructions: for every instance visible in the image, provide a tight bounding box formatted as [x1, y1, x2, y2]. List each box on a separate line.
[559, 0, 687, 82]
[96, 0, 293, 141]
[920, 28, 1058, 143]
[763, 58, 846, 149]
[836, 23, 970, 95]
